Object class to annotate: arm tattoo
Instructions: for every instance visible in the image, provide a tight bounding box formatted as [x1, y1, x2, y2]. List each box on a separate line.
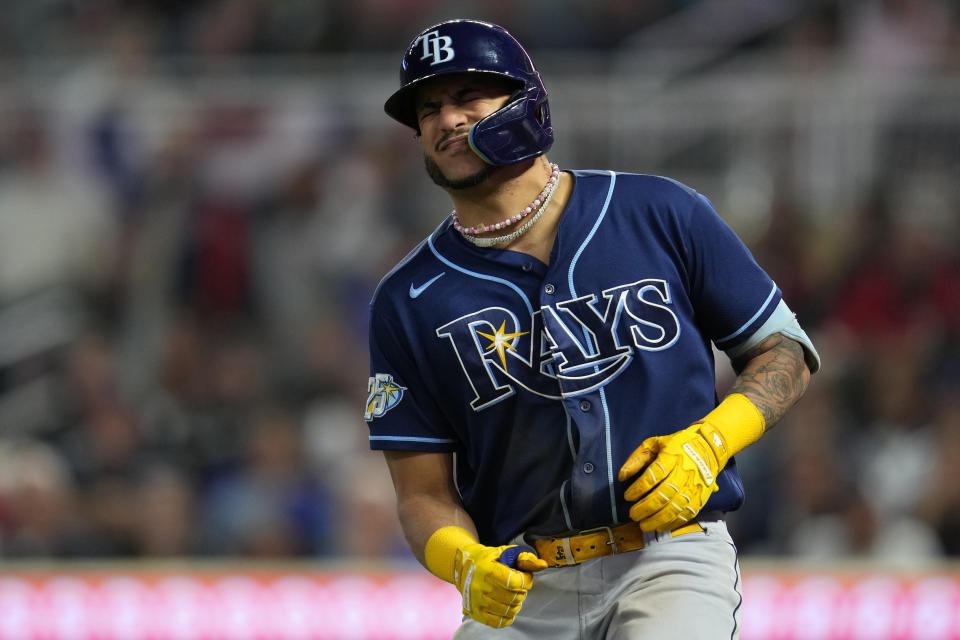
[729, 334, 810, 429]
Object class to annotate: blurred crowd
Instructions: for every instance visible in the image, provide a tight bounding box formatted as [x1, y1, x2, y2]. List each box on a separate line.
[0, 0, 959, 564]
[0, 0, 878, 57]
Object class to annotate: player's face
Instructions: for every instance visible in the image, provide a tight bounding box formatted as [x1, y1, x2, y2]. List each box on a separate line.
[414, 74, 512, 189]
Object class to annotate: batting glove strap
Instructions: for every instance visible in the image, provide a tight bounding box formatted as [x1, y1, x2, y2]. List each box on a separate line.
[697, 393, 766, 457]
[424, 525, 477, 584]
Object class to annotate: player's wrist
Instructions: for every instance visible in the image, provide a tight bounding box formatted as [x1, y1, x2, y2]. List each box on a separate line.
[697, 393, 766, 462]
[424, 525, 478, 584]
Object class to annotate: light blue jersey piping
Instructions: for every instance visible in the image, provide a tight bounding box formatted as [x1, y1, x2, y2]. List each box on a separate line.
[567, 171, 620, 525]
[718, 282, 778, 344]
[427, 234, 536, 317]
[369, 435, 456, 444]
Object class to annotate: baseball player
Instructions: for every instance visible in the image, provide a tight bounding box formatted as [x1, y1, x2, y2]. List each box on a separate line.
[365, 19, 819, 639]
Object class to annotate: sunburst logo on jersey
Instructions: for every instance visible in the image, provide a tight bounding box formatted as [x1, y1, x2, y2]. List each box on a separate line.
[476, 320, 529, 371]
[365, 373, 407, 421]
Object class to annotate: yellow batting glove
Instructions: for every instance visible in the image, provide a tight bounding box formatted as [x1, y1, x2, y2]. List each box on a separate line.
[424, 526, 547, 628]
[618, 393, 765, 532]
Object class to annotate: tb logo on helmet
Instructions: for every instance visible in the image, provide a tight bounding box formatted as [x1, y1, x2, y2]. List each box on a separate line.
[415, 30, 455, 65]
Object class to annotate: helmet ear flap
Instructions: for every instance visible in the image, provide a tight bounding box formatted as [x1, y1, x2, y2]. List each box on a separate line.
[469, 86, 552, 166]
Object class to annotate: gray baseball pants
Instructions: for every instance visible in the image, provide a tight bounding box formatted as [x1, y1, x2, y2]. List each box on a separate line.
[453, 518, 742, 639]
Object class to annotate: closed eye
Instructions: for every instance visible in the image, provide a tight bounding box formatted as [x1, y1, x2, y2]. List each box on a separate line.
[453, 88, 483, 103]
[417, 105, 439, 124]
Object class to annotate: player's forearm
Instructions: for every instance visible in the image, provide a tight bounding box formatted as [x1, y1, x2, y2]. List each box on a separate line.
[383, 450, 477, 566]
[396, 493, 478, 566]
[729, 333, 810, 430]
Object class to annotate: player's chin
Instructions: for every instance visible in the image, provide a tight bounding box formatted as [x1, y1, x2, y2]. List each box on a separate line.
[424, 153, 495, 190]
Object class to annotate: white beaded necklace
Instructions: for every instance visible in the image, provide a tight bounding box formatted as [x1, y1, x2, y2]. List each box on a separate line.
[452, 163, 560, 247]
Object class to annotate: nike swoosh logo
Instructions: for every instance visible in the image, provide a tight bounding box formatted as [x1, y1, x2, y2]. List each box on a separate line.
[409, 272, 446, 299]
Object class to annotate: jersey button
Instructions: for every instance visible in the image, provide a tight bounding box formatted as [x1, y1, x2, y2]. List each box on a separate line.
[522, 262, 533, 272]
[583, 462, 595, 474]
[544, 283, 555, 295]
[579, 399, 591, 412]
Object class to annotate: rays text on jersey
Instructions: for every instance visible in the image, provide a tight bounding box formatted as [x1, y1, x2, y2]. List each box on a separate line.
[436, 279, 681, 410]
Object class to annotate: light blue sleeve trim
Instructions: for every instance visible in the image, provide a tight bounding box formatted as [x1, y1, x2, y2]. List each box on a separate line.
[723, 299, 821, 373]
[369, 435, 456, 444]
[717, 282, 779, 344]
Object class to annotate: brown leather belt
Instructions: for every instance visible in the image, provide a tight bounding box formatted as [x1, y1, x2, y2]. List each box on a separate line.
[532, 521, 705, 567]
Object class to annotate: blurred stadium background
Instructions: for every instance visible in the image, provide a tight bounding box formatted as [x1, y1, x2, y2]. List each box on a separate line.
[0, 0, 958, 638]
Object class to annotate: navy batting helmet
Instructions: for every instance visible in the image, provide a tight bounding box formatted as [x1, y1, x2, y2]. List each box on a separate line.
[384, 19, 553, 166]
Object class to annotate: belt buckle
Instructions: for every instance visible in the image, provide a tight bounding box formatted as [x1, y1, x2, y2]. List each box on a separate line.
[578, 525, 618, 555]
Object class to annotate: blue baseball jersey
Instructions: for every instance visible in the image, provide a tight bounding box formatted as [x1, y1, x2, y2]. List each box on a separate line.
[365, 170, 782, 545]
